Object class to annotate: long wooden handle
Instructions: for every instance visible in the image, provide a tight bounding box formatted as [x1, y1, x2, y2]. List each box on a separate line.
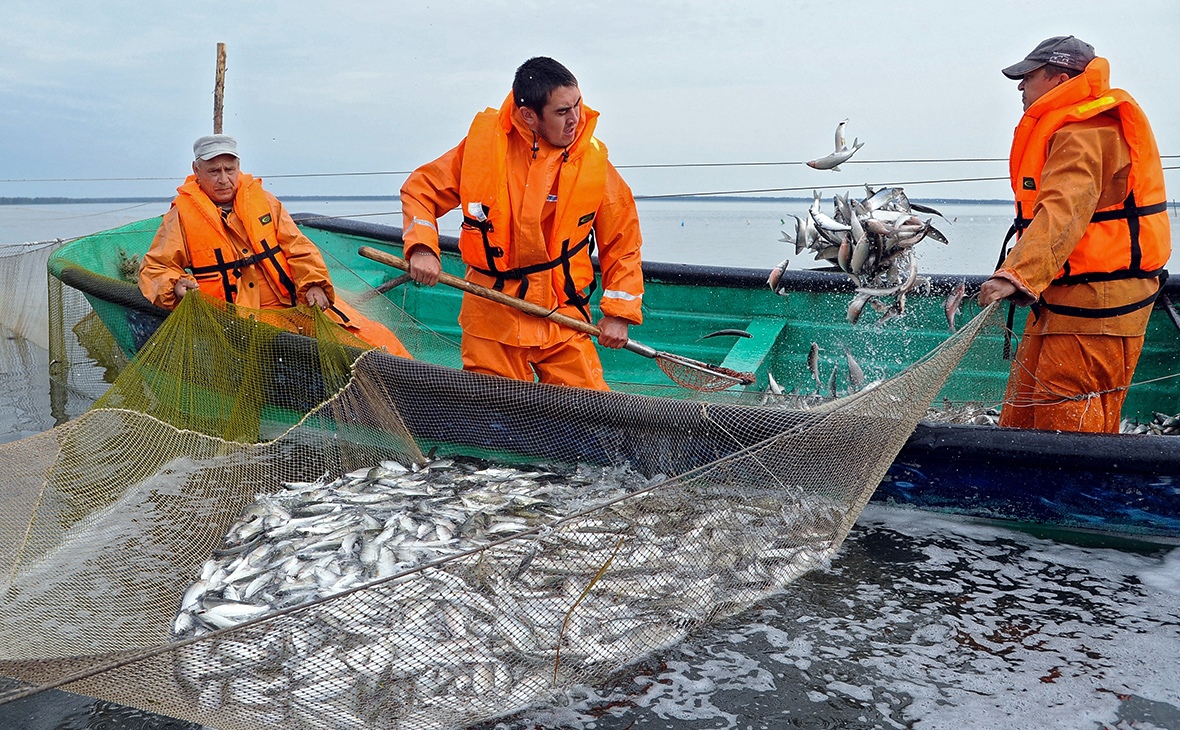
[358, 246, 753, 389]
[359, 246, 602, 338]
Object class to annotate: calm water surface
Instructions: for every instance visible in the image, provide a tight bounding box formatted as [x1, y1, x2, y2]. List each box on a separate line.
[1, 201, 1178, 729]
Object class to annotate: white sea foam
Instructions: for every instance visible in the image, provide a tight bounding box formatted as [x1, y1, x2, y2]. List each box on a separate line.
[495, 503, 1180, 729]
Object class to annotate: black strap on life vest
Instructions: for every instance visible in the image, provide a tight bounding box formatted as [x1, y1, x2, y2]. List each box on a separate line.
[995, 223, 1019, 270]
[1002, 191, 1169, 324]
[1054, 193, 1169, 285]
[461, 207, 598, 318]
[186, 238, 299, 306]
[559, 230, 597, 322]
[205, 248, 237, 303]
[995, 224, 1020, 359]
[1035, 268, 1169, 320]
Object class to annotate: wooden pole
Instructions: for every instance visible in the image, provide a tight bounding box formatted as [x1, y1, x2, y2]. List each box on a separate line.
[356, 247, 755, 389]
[213, 43, 226, 134]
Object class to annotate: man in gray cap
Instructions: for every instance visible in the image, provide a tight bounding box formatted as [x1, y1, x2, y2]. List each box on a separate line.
[979, 37, 1170, 433]
[138, 134, 411, 356]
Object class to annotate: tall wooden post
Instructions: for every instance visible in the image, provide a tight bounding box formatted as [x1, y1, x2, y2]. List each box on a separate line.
[213, 43, 227, 134]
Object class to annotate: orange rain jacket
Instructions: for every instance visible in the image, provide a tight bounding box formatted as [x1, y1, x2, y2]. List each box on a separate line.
[993, 57, 1170, 432]
[996, 57, 1170, 337]
[400, 93, 644, 352]
[139, 174, 410, 357]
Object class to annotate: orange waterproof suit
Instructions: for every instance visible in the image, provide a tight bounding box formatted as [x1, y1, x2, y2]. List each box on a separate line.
[400, 93, 644, 390]
[993, 57, 1170, 432]
[139, 174, 410, 357]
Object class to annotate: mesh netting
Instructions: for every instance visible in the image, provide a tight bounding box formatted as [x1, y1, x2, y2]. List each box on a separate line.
[0, 280, 997, 728]
[0, 240, 62, 350]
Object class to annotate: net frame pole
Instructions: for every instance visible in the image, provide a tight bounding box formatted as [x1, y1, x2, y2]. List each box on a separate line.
[357, 246, 755, 391]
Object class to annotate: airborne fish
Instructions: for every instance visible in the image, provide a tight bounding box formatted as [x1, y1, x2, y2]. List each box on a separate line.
[767, 258, 790, 295]
[806, 119, 866, 171]
[772, 185, 947, 324]
[844, 347, 865, 392]
[807, 342, 823, 387]
[944, 280, 967, 332]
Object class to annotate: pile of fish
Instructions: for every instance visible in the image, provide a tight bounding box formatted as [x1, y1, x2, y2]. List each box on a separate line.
[920, 407, 1180, 431]
[170, 456, 845, 730]
[924, 400, 1002, 426]
[770, 186, 949, 325]
[1122, 412, 1180, 435]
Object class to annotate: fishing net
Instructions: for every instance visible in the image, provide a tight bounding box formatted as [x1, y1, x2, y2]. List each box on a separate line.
[0, 264, 997, 730]
[0, 239, 64, 350]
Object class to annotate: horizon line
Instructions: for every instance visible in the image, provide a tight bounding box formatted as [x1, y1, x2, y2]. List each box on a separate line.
[0, 194, 1025, 206]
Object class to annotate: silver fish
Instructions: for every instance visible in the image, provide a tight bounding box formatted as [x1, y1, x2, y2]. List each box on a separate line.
[944, 279, 967, 332]
[766, 258, 790, 295]
[806, 119, 866, 171]
[808, 342, 823, 387]
[844, 347, 865, 392]
[846, 292, 872, 325]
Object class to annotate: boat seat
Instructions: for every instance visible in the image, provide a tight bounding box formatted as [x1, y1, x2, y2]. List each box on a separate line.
[718, 316, 787, 381]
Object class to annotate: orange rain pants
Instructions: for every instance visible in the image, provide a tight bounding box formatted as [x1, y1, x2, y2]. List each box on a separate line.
[999, 332, 1144, 433]
[461, 332, 608, 391]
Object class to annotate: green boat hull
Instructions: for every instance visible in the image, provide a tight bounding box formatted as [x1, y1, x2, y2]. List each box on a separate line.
[46, 215, 1180, 541]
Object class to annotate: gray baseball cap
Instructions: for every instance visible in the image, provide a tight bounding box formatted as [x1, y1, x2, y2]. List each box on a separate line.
[193, 134, 239, 161]
[1002, 35, 1095, 79]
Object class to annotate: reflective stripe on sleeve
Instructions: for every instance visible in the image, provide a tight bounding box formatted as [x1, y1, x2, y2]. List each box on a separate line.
[602, 289, 641, 301]
[405, 217, 439, 236]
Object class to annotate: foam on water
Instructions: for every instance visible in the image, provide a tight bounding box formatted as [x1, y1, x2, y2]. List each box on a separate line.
[481, 504, 1180, 729]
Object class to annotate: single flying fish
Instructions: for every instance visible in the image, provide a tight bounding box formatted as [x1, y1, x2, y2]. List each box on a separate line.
[807, 342, 823, 388]
[945, 279, 967, 332]
[806, 118, 866, 171]
[844, 346, 865, 392]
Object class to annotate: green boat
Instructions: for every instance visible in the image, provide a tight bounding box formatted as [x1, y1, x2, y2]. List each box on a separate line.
[46, 215, 1180, 542]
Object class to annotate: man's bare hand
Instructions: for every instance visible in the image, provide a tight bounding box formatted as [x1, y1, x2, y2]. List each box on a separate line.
[597, 316, 630, 349]
[978, 277, 1018, 306]
[304, 285, 330, 309]
[173, 278, 200, 301]
[408, 247, 441, 287]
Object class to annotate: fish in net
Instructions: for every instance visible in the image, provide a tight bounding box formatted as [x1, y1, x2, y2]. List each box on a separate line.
[0, 291, 999, 729]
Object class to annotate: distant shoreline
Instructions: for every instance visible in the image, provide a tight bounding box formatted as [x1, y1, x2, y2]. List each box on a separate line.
[0, 195, 399, 205]
[9, 194, 1176, 209]
[0, 194, 1021, 206]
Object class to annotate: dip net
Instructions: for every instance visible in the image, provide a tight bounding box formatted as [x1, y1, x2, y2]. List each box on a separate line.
[0, 286, 995, 730]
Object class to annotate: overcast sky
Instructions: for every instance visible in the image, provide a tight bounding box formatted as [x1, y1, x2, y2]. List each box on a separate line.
[1, 0, 1177, 202]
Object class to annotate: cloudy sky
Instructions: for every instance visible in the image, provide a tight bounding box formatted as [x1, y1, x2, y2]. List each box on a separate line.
[1, 0, 1177, 201]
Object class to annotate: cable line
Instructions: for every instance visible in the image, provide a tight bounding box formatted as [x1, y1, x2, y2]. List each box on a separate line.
[634, 176, 1012, 200]
[617, 157, 1009, 169]
[636, 165, 1180, 200]
[4, 155, 1177, 185]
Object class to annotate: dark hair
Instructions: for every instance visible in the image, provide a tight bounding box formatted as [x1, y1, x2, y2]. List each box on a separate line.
[513, 57, 578, 115]
[1043, 63, 1083, 79]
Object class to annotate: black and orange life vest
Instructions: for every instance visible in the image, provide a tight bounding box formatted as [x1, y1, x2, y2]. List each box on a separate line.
[1009, 57, 1170, 317]
[173, 174, 298, 305]
[457, 104, 609, 321]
